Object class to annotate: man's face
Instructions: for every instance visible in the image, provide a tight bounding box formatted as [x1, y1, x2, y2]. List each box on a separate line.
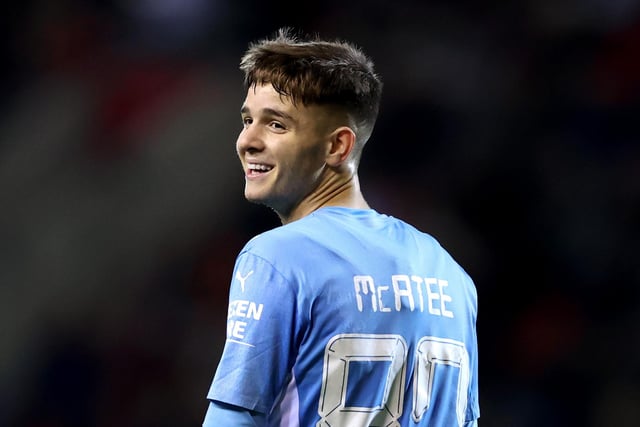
[236, 83, 336, 217]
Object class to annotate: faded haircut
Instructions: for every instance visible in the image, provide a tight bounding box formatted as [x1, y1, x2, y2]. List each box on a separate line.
[239, 27, 383, 154]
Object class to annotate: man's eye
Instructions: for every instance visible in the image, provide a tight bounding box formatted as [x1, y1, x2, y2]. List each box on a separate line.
[269, 121, 285, 130]
[242, 117, 252, 126]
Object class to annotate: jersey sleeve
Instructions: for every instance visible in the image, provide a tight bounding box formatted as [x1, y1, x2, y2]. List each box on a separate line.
[202, 400, 266, 427]
[207, 250, 302, 414]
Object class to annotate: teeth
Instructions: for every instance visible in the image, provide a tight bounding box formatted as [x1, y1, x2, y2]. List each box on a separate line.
[248, 163, 273, 171]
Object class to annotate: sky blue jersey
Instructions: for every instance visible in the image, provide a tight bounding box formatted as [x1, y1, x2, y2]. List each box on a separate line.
[207, 207, 479, 426]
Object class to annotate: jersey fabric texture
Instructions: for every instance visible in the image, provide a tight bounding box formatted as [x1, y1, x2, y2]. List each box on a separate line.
[207, 207, 479, 426]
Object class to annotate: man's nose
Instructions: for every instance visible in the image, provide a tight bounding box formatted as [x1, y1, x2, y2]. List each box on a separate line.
[236, 126, 264, 154]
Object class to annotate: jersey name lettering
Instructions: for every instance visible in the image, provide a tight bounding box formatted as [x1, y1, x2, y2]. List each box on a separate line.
[354, 274, 454, 317]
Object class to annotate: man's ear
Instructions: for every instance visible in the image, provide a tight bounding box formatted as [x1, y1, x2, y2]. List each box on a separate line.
[326, 126, 356, 167]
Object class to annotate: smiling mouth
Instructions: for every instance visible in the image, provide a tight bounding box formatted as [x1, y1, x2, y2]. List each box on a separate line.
[246, 162, 274, 177]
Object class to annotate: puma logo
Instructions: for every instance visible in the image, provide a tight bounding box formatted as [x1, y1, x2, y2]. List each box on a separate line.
[235, 270, 254, 292]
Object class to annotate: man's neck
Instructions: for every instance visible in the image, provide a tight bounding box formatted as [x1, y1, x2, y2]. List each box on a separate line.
[279, 174, 369, 224]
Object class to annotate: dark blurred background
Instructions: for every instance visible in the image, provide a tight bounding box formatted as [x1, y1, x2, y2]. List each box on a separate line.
[1, 1, 639, 426]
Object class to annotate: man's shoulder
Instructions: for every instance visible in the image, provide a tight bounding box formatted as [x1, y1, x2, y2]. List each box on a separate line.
[239, 220, 314, 258]
[247, 221, 308, 245]
[233, 219, 331, 280]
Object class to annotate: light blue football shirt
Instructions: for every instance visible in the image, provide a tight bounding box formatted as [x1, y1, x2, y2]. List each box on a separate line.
[207, 207, 479, 426]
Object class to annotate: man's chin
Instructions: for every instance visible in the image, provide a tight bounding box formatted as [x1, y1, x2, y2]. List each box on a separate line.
[244, 192, 269, 207]
[245, 195, 263, 204]
[244, 192, 288, 215]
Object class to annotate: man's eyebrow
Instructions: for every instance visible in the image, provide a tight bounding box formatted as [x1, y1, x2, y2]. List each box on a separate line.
[240, 106, 296, 123]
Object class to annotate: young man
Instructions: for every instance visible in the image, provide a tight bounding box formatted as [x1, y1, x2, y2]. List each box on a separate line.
[203, 28, 479, 426]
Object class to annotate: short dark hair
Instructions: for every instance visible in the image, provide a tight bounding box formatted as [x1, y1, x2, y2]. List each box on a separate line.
[240, 28, 383, 151]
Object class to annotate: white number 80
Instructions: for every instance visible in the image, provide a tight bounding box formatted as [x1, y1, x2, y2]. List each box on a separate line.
[317, 334, 470, 427]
